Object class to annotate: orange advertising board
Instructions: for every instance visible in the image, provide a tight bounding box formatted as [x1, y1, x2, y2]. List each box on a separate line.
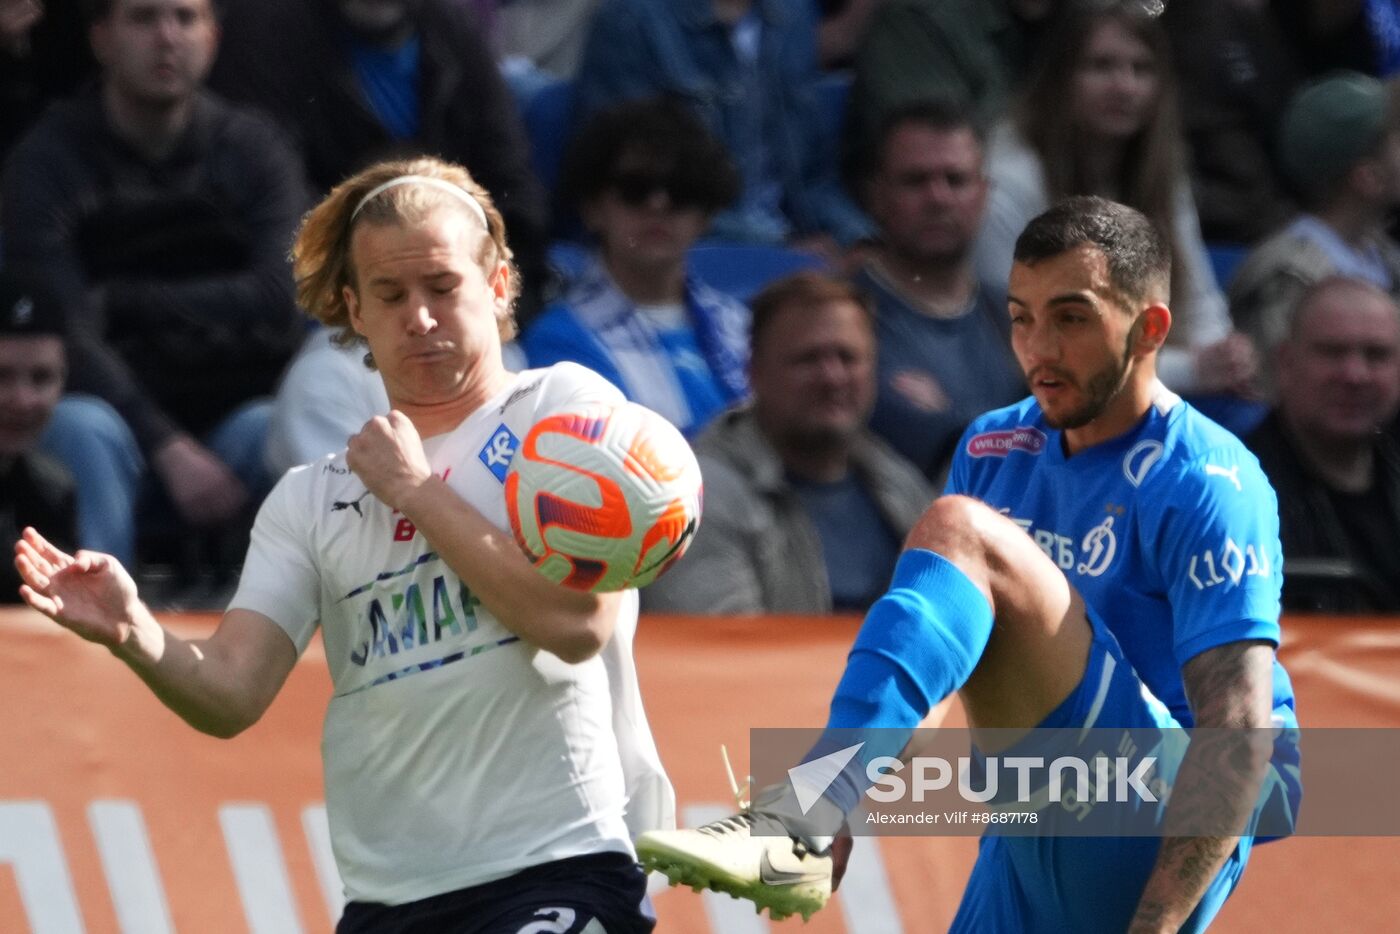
[1, 608, 1398, 933]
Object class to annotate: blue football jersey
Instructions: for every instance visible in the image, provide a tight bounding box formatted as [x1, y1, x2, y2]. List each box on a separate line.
[946, 385, 1296, 726]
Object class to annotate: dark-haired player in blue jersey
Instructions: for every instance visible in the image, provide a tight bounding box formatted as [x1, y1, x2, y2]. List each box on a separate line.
[638, 195, 1299, 932]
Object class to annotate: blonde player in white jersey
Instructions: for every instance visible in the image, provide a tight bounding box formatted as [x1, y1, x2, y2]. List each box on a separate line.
[13, 157, 672, 933]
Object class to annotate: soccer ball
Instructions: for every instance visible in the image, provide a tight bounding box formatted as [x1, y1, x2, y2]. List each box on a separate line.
[505, 401, 703, 593]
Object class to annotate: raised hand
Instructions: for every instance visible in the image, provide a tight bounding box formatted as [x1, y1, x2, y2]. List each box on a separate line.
[13, 527, 142, 649]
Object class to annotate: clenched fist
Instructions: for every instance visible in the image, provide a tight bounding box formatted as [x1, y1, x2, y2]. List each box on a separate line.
[346, 411, 432, 511]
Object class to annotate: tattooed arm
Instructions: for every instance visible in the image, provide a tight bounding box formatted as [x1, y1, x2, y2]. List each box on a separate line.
[1127, 640, 1276, 934]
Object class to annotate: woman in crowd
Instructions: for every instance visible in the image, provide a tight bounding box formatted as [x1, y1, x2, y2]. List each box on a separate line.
[975, 0, 1257, 399]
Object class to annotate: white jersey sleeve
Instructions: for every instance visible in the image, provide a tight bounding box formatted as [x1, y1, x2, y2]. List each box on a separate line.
[532, 360, 628, 410]
[229, 465, 322, 654]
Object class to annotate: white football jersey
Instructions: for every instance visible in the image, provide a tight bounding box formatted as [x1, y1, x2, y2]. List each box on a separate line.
[231, 363, 674, 905]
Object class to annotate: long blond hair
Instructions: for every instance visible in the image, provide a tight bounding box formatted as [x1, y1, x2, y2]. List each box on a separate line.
[291, 157, 521, 350]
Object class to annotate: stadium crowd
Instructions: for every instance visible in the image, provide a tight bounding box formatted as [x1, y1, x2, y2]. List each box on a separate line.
[2, 0, 1399, 615]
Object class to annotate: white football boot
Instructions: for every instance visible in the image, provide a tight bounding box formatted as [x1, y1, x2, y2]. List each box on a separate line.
[636, 810, 833, 922]
[636, 755, 841, 922]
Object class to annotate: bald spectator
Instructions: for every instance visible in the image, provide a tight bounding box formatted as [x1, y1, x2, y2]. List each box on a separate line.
[1231, 71, 1400, 394]
[1246, 277, 1400, 612]
[643, 272, 931, 615]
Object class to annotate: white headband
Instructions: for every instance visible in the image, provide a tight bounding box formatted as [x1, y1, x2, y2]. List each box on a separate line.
[351, 175, 489, 229]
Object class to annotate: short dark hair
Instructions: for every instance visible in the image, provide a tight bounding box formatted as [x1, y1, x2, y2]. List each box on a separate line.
[854, 97, 984, 184]
[558, 96, 741, 213]
[748, 271, 873, 355]
[1013, 196, 1171, 305]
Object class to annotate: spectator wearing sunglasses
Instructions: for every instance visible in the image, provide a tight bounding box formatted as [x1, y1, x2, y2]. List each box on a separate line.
[522, 98, 751, 436]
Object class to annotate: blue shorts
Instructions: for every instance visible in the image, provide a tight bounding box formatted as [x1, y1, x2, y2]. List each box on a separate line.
[950, 611, 1299, 934]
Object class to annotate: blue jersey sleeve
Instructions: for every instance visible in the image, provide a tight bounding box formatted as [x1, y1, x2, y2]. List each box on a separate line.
[943, 423, 978, 497]
[1143, 446, 1283, 668]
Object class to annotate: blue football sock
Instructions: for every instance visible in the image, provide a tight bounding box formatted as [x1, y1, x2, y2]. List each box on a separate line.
[816, 549, 995, 813]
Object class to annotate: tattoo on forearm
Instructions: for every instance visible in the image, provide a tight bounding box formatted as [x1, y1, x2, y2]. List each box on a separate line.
[1129, 641, 1276, 929]
[1133, 901, 1167, 926]
[1183, 641, 1268, 725]
[1173, 838, 1227, 885]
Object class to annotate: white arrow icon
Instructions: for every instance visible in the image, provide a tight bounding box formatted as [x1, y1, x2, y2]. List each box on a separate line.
[787, 742, 865, 814]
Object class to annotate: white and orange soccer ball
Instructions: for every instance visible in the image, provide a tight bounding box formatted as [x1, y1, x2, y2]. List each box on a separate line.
[505, 401, 703, 593]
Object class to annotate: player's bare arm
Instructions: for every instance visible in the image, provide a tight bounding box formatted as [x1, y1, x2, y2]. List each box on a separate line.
[347, 410, 622, 664]
[1128, 640, 1277, 934]
[14, 527, 298, 737]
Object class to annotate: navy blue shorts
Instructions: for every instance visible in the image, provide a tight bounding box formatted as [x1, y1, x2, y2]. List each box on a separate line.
[336, 852, 655, 934]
